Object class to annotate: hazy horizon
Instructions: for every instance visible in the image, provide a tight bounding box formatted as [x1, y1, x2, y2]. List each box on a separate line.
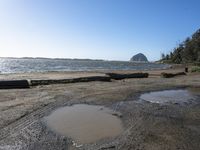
[1, 0, 200, 61]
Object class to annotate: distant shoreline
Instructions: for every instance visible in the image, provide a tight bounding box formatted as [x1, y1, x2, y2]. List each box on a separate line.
[0, 56, 157, 63]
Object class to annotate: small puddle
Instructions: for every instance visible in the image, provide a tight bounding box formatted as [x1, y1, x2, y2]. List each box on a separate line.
[44, 104, 123, 145]
[140, 88, 200, 104]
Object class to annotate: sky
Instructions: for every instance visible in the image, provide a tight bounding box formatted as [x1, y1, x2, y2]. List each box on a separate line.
[0, 0, 200, 61]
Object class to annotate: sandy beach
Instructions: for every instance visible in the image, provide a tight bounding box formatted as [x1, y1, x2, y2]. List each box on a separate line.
[0, 67, 200, 150]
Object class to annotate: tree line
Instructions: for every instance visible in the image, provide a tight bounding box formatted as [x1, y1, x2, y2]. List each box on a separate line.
[161, 29, 200, 64]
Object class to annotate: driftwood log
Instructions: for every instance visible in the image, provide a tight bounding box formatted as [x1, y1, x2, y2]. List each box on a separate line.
[161, 72, 186, 78]
[30, 76, 111, 86]
[106, 72, 149, 80]
[0, 80, 30, 89]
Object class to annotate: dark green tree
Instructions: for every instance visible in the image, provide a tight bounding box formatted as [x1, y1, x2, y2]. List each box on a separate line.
[161, 28, 200, 64]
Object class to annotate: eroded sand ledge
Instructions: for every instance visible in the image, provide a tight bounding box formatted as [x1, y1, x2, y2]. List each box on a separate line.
[0, 67, 199, 150]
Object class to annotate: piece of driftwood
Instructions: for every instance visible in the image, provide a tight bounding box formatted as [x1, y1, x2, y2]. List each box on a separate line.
[161, 72, 186, 78]
[0, 80, 30, 89]
[30, 76, 111, 86]
[106, 72, 149, 80]
[100, 145, 116, 149]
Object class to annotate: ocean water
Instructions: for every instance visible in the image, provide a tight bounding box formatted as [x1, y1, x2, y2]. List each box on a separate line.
[0, 58, 169, 74]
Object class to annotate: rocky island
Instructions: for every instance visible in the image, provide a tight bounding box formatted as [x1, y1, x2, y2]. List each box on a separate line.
[130, 53, 148, 62]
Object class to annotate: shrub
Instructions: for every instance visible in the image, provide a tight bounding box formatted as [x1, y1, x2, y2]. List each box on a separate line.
[191, 66, 200, 72]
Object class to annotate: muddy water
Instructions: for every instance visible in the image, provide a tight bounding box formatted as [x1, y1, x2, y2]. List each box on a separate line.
[44, 104, 123, 144]
[140, 88, 200, 104]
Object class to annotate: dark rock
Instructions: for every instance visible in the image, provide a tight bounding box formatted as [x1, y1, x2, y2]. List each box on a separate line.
[130, 53, 148, 62]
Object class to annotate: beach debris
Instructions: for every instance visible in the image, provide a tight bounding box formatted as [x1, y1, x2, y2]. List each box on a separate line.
[111, 112, 122, 118]
[106, 72, 149, 80]
[161, 72, 186, 78]
[100, 145, 116, 149]
[0, 80, 29, 89]
[185, 67, 188, 72]
[30, 76, 111, 86]
[99, 107, 104, 110]
[72, 140, 83, 148]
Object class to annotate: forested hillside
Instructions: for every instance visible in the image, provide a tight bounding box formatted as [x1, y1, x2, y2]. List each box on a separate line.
[161, 29, 200, 64]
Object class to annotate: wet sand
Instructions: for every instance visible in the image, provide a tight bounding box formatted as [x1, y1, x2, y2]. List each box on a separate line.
[0, 67, 200, 150]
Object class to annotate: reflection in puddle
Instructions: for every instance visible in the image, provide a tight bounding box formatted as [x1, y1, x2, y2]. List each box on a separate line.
[44, 104, 123, 144]
[140, 88, 200, 104]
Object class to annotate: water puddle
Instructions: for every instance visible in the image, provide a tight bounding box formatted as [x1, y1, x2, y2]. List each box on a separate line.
[44, 104, 123, 145]
[140, 88, 200, 104]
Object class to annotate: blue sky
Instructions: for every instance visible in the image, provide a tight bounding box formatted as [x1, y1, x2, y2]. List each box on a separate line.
[0, 0, 199, 61]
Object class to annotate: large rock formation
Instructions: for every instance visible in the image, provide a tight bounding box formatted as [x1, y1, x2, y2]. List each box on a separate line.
[130, 53, 148, 62]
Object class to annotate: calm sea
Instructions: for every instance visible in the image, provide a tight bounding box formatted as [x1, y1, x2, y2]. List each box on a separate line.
[0, 58, 169, 74]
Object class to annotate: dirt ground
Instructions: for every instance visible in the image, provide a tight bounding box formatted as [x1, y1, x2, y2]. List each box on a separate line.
[0, 68, 199, 150]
